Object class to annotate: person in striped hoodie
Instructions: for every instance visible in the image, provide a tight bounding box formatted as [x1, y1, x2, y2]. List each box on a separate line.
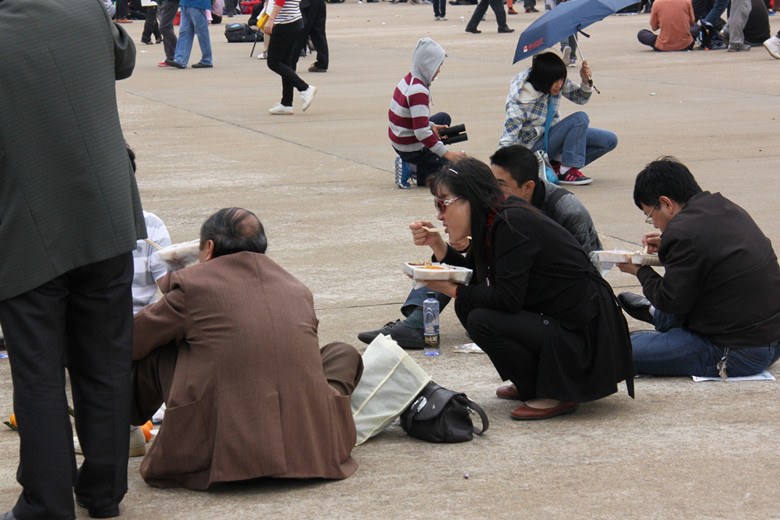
[388, 38, 466, 188]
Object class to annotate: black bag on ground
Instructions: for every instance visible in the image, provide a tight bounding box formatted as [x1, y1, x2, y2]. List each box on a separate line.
[225, 23, 261, 42]
[400, 381, 488, 443]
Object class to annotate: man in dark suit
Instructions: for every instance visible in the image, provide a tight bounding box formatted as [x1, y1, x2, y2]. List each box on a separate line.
[617, 157, 780, 377]
[0, 1, 145, 518]
[131, 208, 363, 490]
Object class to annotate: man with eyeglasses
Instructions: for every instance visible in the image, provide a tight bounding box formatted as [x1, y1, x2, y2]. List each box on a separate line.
[616, 157, 780, 378]
[358, 144, 602, 349]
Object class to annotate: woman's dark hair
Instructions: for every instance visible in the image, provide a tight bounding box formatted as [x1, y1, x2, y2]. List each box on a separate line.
[200, 207, 268, 258]
[527, 52, 567, 94]
[633, 156, 703, 209]
[427, 158, 508, 282]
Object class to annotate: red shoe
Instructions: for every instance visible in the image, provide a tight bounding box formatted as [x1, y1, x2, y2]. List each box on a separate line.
[510, 401, 579, 420]
[114, 18, 132, 23]
[157, 61, 169, 67]
[496, 384, 522, 400]
[507, 8, 519, 14]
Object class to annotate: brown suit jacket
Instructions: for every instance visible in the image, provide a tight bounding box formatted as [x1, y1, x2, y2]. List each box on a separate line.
[133, 252, 358, 489]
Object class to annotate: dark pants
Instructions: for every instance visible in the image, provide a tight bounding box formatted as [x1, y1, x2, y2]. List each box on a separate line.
[131, 341, 363, 425]
[466, 0, 507, 30]
[0, 253, 134, 520]
[114, 0, 129, 19]
[225, 0, 239, 15]
[637, 27, 699, 50]
[291, 0, 329, 70]
[433, 0, 447, 17]
[394, 112, 450, 186]
[158, 0, 180, 61]
[141, 5, 161, 43]
[267, 20, 310, 107]
[461, 306, 584, 401]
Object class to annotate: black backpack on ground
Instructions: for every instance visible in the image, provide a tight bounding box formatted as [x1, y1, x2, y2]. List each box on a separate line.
[225, 23, 261, 43]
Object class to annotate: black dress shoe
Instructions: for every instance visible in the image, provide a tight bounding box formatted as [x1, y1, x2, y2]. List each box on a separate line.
[357, 319, 425, 349]
[617, 292, 654, 324]
[191, 62, 213, 68]
[498, 26, 515, 33]
[164, 58, 185, 69]
[465, 27, 481, 33]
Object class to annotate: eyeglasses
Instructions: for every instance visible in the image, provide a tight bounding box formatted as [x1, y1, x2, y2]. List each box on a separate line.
[435, 195, 462, 214]
[644, 201, 660, 224]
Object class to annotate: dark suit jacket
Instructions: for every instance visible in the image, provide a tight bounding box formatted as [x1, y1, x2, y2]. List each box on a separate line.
[133, 252, 358, 490]
[0, 0, 145, 301]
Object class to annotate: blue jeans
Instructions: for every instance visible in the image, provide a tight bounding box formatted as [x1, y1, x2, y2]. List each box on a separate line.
[531, 111, 617, 169]
[402, 285, 451, 320]
[631, 311, 780, 377]
[703, 0, 729, 26]
[174, 6, 212, 67]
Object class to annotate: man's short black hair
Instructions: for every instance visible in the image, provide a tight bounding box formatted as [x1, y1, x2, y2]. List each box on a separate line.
[200, 207, 268, 258]
[633, 156, 703, 209]
[490, 145, 539, 186]
[527, 52, 567, 95]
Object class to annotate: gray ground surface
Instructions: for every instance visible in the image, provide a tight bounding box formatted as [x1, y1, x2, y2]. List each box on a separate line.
[2, 4, 780, 518]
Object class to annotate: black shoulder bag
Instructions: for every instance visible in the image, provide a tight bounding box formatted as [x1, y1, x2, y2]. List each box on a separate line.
[400, 381, 489, 443]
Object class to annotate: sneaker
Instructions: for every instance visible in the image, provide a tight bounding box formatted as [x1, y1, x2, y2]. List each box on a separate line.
[525, 7, 539, 12]
[718, 29, 729, 45]
[157, 61, 170, 67]
[561, 45, 571, 63]
[394, 157, 413, 188]
[569, 58, 577, 67]
[357, 319, 425, 349]
[257, 52, 267, 60]
[74, 427, 146, 457]
[191, 61, 213, 68]
[558, 168, 593, 185]
[300, 85, 317, 111]
[507, 7, 518, 14]
[727, 42, 751, 52]
[763, 36, 780, 58]
[439, 15, 447, 20]
[114, 18, 132, 23]
[268, 103, 293, 115]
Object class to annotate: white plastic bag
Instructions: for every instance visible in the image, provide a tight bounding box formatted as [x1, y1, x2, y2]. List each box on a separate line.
[351, 335, 431, 445]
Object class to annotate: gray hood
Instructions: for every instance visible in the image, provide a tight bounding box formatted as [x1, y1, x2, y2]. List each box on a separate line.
[410, 38, 445, 87]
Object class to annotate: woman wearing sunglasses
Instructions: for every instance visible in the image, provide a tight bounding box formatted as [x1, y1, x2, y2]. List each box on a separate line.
[411, 158, 634, 420]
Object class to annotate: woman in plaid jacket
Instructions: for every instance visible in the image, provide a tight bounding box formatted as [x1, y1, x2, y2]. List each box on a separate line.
[498, 52, 617, 186]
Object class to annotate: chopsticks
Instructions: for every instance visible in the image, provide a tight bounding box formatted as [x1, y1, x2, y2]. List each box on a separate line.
[144, 238, 164, 251]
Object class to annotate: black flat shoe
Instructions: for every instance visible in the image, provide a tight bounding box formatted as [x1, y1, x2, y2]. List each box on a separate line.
[617, 292, 654, 324]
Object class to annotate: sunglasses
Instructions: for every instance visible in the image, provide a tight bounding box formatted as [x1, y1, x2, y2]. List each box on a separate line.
[434, 195, 462, 214]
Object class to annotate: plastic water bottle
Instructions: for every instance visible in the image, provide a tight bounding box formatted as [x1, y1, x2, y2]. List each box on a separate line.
[423, 292, 440, 356]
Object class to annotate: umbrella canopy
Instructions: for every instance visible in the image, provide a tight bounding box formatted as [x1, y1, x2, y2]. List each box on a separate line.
[513, 0, 638, 63]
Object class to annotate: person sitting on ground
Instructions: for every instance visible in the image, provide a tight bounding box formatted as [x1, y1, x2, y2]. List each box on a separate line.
[637, 0, 700, 51]
[617, 157, 780, 377]
[358, 144, 603, 349]
[718, 0, 770, 51]
[389, 38, 467, 188]
[405, 158, 634, 420]
[131, 207, 363, 490]
[499, 52, 617, 186]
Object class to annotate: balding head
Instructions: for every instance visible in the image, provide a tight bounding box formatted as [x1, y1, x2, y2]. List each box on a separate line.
[199, 207, 267, 260]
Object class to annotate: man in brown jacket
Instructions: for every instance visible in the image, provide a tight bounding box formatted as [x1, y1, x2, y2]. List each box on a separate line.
[131, 208, 363, 490]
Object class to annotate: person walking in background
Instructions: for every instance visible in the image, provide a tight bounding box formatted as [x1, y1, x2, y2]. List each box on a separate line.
[263, 0, 318, 114]
[0, 1, 145, 518]
[115, 0, 133, 22]
[291, 0, 330, 72]
[157, 0, 180, 66]
[465, 0, 514, 33]
[141, 2, 163, 45]
[165, 0, 213, 68]
[433, 0, 448, 20]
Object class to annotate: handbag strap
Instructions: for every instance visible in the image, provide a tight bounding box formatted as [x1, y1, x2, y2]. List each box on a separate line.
[543, 94, 554, 153]
[458, 396, 489, 435]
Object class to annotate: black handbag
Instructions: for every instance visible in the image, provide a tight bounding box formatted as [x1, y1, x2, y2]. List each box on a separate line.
[400, 382, 489, 443]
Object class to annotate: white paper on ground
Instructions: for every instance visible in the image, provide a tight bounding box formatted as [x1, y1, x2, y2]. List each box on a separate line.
[452, 342, 485, 354]
[692, 370, 776, 382]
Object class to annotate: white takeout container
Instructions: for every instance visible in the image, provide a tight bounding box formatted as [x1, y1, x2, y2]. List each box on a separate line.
[154, 239, 200, 271]
[403, 262, 473, 284]
[594, 250, 662, 266]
